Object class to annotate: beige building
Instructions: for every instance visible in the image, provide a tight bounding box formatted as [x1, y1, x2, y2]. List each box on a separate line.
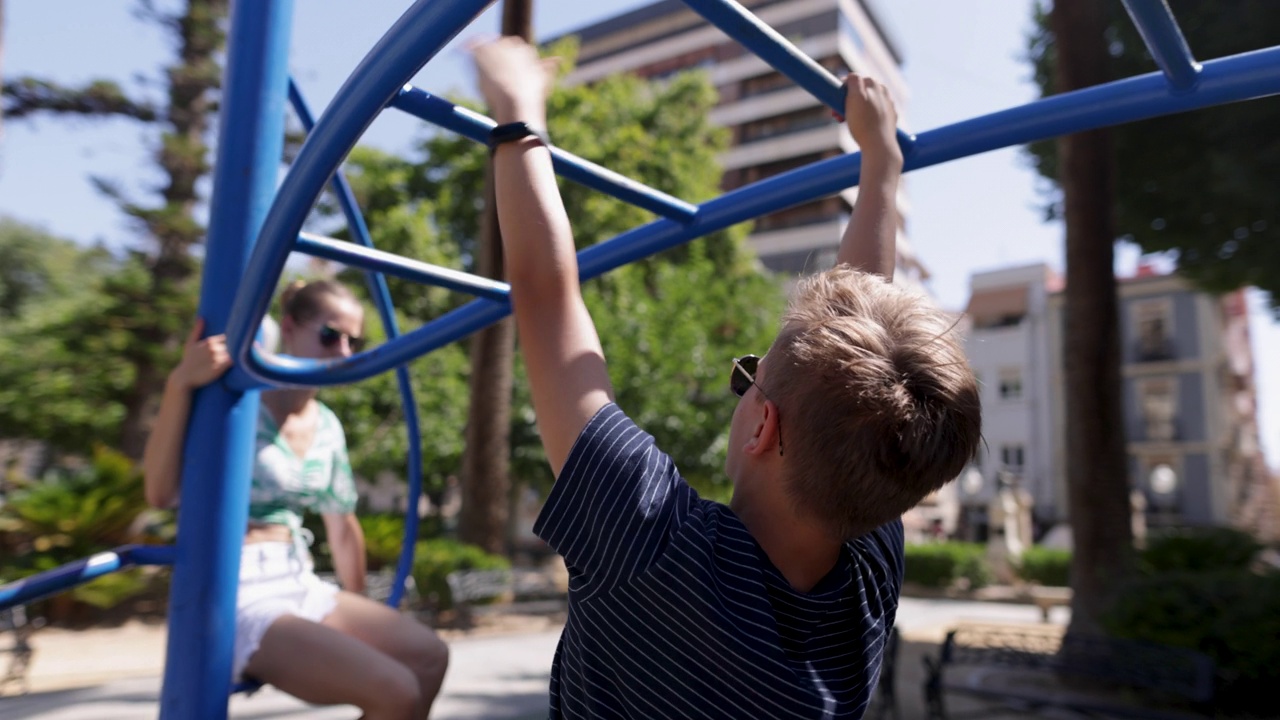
[553, 0, 929, 291]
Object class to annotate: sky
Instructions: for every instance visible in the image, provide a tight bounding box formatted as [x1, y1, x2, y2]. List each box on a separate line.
[1, 0, 1277, 468]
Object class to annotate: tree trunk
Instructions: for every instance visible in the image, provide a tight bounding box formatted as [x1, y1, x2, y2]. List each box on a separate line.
[458, 0, 532, 555]
[1052, 0, 1132, 635]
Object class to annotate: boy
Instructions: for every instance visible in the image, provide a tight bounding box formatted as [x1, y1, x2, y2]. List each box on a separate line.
[475, 38, 981, 719]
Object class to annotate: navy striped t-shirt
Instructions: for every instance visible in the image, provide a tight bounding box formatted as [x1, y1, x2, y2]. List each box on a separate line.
[533, 403, 904, 719]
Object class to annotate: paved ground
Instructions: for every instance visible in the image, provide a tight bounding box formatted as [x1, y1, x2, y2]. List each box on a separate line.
[0, 597, 1069, 719]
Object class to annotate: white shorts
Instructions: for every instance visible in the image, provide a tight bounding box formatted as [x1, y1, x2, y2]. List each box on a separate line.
[234, 541, 340, 680]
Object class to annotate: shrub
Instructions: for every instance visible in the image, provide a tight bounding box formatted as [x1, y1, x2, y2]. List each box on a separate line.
[411, 538, 510, 612]
[0, 447, 163, 619]
[1103, 570, 1280, 714]
[1139, 526, 1261, 575]
[358, 514, 407, 571]
[1017, 546, 1071, 586]
[904, 543, 991, 590]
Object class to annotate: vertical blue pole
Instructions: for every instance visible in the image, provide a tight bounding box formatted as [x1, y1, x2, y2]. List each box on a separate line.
[158, 1, 293, 718]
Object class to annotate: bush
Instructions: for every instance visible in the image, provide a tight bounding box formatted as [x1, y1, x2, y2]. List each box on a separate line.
[411, 538, 510, 612]
[0, 447, 164, 620]
[1017, 546, 1071, 586]
[1103, 570, 1280, 714]
[1139, 526, 1262, 575]
[358, 514, 407, 571]
[904, 543, 991, 590]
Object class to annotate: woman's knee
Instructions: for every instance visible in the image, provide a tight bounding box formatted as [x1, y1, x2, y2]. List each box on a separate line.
[362, 662, 423, 718]
[412, 630, 449, 685]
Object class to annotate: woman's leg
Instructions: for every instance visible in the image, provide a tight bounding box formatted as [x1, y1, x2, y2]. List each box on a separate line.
[243, 614, 424, 720]
[321, 591, 450, 715]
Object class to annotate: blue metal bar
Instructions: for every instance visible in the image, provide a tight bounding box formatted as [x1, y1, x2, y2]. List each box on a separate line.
[286, 80, 420, 610]
[388, 86, 700, 223]
[296, 231, 511, 302]
[0, 545, 175, 610]
[1121, 0, 1201, 92]
[678, 0, 915, 153]
[224, 0, 495, 392]
[225, 44, 1280, 390]
[161, 1, 293, 717]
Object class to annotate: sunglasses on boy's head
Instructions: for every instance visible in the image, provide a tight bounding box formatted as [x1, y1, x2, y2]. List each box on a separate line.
[318, 325, 366, 352]
[731, 355, 762, 398]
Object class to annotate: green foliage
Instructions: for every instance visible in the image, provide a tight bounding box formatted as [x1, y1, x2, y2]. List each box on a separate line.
[357, 514, 407, 571]
[410, 538, 510, 611]
[1016, 546, 1071, 587]
[904, 542, 992, 589]
[1025, 1, 1280, 311]
[1138, 526, 1262, 575]
[1103, 570, 1280, 713]
[0, 447, 168, 612]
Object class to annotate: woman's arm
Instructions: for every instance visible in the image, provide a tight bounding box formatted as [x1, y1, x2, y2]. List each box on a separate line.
[141, 319, 232, 508]
[323, 512, 367, 594]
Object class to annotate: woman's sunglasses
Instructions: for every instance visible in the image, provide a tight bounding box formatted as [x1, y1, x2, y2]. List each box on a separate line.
[318, 325, 366, 353]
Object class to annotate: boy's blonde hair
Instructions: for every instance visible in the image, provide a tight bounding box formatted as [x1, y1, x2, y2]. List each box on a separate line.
[767, 266, 981, 540]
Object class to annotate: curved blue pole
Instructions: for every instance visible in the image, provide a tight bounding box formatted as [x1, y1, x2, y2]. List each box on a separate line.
[287, 79, 421, 610]
[224, 0, 495, 389]
[223, 43, 1280, 391]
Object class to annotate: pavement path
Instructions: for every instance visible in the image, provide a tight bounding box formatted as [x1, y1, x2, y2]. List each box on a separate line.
[0, 596, 1069, 719]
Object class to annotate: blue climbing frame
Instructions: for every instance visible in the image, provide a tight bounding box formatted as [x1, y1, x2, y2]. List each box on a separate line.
[2, 0, 1279, 717]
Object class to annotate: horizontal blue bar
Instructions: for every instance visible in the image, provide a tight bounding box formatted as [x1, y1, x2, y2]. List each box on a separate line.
[295, 231, 511, 302]
[1121, 0, 1201, 92]
[679, 0, 915, 153]
[0, 545, 175, 610]
[228, 44, 1280, 389]
[388, 87, 700, 224]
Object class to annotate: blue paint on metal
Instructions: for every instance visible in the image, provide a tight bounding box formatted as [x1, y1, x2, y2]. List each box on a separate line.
[224, 0, 495, 391]
[286, 80, 421, 610]
[295, 231, 511, 302]
[678, 0, 915, 153]
[0, 545, 175, 610]
[159, 1, 293, 717]
[223, 44, 1280, 391]
[1121, 0, 1201, 92]
[388, 86, 700, 223]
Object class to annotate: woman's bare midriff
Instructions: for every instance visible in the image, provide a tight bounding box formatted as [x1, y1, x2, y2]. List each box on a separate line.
[244, 523, 293, 544]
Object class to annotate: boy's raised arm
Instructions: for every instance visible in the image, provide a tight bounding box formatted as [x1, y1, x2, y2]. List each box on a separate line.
[836, 75, 904, 280]
[474, 38, 613, 475]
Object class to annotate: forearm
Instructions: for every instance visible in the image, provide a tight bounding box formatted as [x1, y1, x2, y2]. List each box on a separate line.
[328, 515, 367, 593]
[836, 154, 902, 280]
[141, 376, 194, 508]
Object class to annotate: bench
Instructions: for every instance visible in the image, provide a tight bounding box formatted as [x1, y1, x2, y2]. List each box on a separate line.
[1, 606, 40, 696]
[446, 568, 566, 628]
[924, 624, 1215, 720]
[1027, 586, 1072, 623]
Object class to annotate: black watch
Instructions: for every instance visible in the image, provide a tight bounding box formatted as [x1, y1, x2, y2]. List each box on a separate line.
[487, 121, 550, 150]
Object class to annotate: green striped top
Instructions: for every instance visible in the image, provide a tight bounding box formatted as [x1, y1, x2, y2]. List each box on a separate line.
[249, 401, 357, 532]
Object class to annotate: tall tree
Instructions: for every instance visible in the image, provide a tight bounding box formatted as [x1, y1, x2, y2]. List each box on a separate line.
[2, 0, 227, 459]
[1044, 0, 1133, 635]
[1028, 1, 1280, 310]
[457, 0, 534, 554]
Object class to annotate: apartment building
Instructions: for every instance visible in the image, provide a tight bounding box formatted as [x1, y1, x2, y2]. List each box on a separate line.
[552, 0, 930, 289]
[960, 264, 1061, 536]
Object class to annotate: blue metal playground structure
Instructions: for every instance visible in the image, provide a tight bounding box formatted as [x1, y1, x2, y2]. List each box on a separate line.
[1, 0, 1278, 717]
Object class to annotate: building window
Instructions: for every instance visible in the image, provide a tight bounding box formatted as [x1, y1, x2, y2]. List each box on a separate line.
[740, 106, 832, 144]
[998, 368, 1023, 401]
[1140, 455, 1182, 525]
[1133, 298, 1175, 361]
[1000, 445, 1025, 473]
[1137, 376, 1179, 442]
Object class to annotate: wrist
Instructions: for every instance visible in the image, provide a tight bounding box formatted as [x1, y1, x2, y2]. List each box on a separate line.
[492, 100, 547, 128]
[166, 372, 194, 394]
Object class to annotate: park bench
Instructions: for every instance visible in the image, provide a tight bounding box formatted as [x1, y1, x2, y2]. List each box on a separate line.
[445, 568, 566, 629]
[0, 605, 40, 696]
[1027, 586, 1072, 623]
[924, 623, 1215, 720]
